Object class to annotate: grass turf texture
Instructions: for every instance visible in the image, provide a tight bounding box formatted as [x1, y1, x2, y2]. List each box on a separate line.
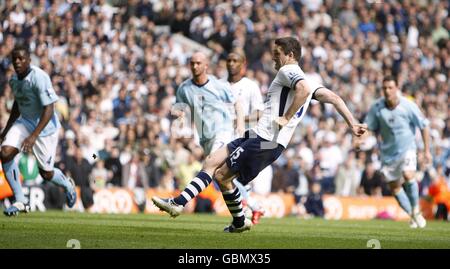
[0, 211, 449, 249]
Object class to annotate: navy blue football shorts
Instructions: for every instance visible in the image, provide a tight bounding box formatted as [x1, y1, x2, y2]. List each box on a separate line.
[226, 130, 285, 185]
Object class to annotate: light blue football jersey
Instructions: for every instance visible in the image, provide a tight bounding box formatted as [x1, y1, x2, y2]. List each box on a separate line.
[364, 96, 429, 164]
[9, 65, 60, 136]
[176, 75, 235, 147]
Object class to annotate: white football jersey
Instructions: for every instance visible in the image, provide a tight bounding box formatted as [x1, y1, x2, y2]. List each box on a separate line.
[229, 77, 264, 117]
[253, 64, 314, 148]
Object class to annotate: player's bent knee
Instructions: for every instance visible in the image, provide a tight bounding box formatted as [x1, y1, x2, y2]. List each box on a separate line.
[214, 168, 230, 183]
[0, 146, 18, 163]
[403, 171, 416, 181]
[39, 169, 54, 181]
[215, 174, 229, 190]
[214, 168, 225, 182]
[214, 167, 234, 189]
[389, 180, 401, 192]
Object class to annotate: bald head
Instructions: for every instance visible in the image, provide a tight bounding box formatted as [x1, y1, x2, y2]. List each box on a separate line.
[190, 52, 209, 81]
[191, 52, 209, 64]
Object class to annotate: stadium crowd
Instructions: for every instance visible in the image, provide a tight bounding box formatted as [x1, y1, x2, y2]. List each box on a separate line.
[0, 0, 449, 218]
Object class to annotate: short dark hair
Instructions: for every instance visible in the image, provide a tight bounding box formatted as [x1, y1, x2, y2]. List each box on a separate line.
[274, 37, 302, 61]
[12, 43, 30, 56]
[382, 75, 397, 85]
[228, 48, 246, 63]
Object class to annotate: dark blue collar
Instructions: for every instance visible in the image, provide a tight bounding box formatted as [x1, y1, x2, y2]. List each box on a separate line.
[191, 79, 209, 87]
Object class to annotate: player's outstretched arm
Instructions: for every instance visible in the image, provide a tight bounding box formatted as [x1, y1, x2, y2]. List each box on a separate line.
[0, 101, 20, 143]
[313, 87, 366, 137]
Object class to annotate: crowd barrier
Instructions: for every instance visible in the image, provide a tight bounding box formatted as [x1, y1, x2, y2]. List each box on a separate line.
[0, 175, 434, 220]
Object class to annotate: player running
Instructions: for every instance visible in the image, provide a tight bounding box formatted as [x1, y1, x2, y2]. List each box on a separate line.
[358, 75, 431, 228]
[0, 44, 77, 216]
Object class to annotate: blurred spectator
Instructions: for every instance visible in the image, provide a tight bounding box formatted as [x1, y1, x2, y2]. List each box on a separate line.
[176, 152, 202, 191]
[358, 9, 376, 37]
[65, 146, 94, 209]
[122, 151, 149, 212]
[104, 146, 123, 187]
[158, 169, 176, 193]
[141, 151, 161, 188]
[122, 152, 149, 190]
[335, 151, 362, 196]
[89, 159, 109, 191]
[434, 146, 450, 177]
[304, 181, 324, 217]
[427, 165, 450, 221]
[308, 161, 325, 186]
[338, 1, 357, 27]
[318, 131, 343, 194]
[293, 158, 310, 202]
[296, 141, 314, 171]
[272, 157, 299, 194]
[358, 161, 385, 197]
[171, 140, 191, 173]
[170, 6, 190, 36]
[113, 88, 131, 123]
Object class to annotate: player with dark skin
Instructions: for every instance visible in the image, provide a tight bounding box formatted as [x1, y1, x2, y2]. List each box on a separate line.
[0, 48, 57, 182]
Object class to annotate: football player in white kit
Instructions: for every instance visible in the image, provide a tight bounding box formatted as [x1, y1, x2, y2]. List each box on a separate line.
[153, 37, 366, 232]
[225, 48, 268, 225]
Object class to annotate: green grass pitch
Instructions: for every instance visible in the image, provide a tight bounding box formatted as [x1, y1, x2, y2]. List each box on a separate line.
[0, 211, 449, 249]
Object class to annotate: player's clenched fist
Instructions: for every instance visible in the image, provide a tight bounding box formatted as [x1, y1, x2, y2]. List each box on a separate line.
[351, 123, 368, 137]
[274, 116, 289, 128]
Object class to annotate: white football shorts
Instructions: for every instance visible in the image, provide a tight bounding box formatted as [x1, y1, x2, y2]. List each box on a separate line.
[1, 122, 58, 171]
[203, 131, 234, 156]
[381, 150, 417, 182]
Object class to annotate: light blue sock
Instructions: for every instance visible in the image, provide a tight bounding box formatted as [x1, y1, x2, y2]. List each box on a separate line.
[394, 188, 412, 215]
[2, 160, 26, 203]
[403, 180, 419, 213]
[233, 178, 249, 201]
[49, 168, 72, 192]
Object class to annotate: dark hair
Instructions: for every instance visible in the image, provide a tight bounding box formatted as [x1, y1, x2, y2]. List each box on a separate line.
[382, 75, 397, 85]
[228, 48, 247, 63]
[12, 43, 30, 56]
[274, 37, 302, 61]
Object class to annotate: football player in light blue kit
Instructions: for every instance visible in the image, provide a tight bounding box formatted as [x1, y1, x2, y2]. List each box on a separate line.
[0, 44, 77, 216]
[175, 52, 245, 154]
[361, 75, 431, 228]
[156, 51, 244, 209]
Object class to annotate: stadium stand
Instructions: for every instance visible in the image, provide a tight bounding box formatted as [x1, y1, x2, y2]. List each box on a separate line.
[0, 0, 448, 220]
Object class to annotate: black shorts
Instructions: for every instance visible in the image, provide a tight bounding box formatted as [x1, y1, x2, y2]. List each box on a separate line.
[226, 130, 285, 185]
